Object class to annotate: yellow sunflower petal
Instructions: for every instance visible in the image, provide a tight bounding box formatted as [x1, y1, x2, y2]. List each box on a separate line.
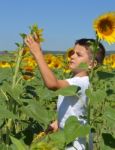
[93, 12, 115, 44]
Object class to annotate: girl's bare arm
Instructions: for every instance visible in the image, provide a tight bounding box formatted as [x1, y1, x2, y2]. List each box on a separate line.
[25, 35, 69, 90]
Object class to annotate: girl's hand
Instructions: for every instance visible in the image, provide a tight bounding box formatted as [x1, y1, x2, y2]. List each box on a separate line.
[45, 120, 58, 134]
[24, 33, 41, 56]
[50, 120, 58, 132]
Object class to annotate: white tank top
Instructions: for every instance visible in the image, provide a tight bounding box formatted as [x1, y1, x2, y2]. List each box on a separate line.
[57, 76, 90, 129]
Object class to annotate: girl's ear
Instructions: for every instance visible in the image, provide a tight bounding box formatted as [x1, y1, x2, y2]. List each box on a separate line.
[93, 60, 97, 68]
[88, 60, 97, 69]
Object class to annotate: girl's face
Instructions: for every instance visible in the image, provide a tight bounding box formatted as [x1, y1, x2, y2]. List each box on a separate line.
[68, 44, 91, 73]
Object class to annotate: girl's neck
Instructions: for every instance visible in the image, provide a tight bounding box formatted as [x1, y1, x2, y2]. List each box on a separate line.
[74, 71, 88, 77]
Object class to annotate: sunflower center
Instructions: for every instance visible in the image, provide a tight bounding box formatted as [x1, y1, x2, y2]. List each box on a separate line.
[98, 19, 113, 35]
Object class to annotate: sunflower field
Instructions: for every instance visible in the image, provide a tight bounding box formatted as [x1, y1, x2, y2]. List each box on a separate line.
[0, 12, 115, 150]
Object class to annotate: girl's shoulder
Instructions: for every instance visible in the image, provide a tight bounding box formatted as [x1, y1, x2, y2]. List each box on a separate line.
[66, 76, 90, 88]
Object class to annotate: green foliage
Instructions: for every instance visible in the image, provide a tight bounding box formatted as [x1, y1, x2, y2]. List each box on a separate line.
[10, 136, 27, 150]
[31, 116, 90, 150]
[21, 100, 53, 130]
[55, 85, 80, 96]
[78, 62, 89, 70]
[64, 116, 90, 145]
[86, 66, 115, 149]
[104, 106, 115, 121]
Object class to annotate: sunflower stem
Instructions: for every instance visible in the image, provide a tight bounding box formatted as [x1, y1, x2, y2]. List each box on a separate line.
[12, 47, 23, 89]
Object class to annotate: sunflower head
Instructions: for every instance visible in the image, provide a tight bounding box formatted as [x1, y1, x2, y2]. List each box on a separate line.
[29, 24, 44, 43]
[93, 12, 115, 44]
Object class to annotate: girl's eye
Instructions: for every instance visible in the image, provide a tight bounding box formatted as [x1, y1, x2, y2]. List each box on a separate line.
[68, 50, 75, 57]
[68, 50, 82, 57]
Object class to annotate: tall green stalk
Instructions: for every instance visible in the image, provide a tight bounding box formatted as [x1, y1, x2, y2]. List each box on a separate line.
[12, 47, 23, 89]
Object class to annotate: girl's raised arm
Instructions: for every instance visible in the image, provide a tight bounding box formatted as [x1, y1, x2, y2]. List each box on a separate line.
[25, 35, 69, 90]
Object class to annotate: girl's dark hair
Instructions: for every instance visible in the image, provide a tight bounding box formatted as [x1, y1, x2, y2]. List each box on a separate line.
[75, 38, 106, 64]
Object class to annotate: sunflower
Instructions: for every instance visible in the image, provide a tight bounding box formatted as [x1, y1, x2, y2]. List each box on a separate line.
[93, 12, 115, 44]
[30, 24, 44, 43]
[0, 61, 11, 68]
[22, 46, 30, 55]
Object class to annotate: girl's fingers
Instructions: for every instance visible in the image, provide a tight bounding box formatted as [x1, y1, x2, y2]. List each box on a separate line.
[33, 32, 39, 42]
[33, 32, 38, 40]
[27, 35, 34, 43]
[25, 35, 34, 45]
[24, 38, 29, 46]
[45, 125, 53, 134]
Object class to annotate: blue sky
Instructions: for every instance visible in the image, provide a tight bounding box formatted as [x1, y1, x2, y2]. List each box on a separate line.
[0, 0, 115, 52]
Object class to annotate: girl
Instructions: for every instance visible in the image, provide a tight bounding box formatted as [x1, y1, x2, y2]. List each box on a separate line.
[25, 35, 105, 150]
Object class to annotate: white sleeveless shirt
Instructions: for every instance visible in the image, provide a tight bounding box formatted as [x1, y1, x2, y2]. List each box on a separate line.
[57, 76, 90, 129]
[57, 76, 93, 150]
